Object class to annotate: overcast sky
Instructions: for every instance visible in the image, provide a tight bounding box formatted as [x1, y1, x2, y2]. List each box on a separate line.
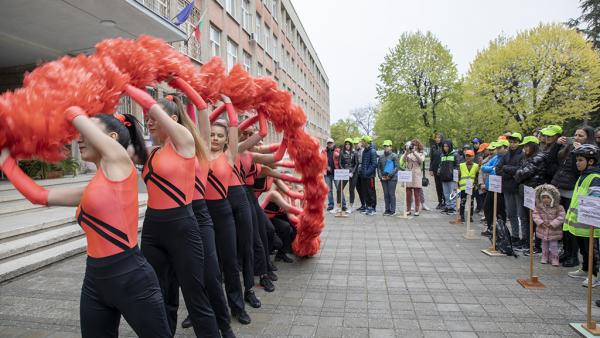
[291, 0, 583, 123]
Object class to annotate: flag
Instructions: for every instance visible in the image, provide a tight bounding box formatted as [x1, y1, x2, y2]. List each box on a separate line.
[174, 0, 195, 25]
[193, 20, 203, 42]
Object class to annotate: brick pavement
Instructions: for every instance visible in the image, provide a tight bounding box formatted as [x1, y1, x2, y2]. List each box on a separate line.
[0, 185, 594, 337]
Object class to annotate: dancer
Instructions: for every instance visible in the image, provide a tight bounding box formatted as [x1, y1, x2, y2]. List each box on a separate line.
[169, 79, 236, 337]
[125, 85, 220, 337]
[0, 108, 171, 338]
[204, 101, 252, 325]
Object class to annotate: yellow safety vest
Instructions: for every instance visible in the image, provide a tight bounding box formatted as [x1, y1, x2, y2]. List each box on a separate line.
[564, 173, 600, 238]
[459, 162, 479, 192]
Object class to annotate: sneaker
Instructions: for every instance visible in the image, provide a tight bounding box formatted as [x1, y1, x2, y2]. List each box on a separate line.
[436, 203, 444, 210]
[414, 212, 420, 216]
[383, 211, 390, 216]
[232, 310, 251, 325]
[481, 230, 491, 237]
[181, 315, 192, 328]
[522, 247, 541, 256]
[583, 276, 600, 288]
[347, 207, 353, 214]
[446, 210, 456, 215]
[357, 206, 366, 212]
[422, 204, 431, 211]
[260, 275, 275, 292]
[367, 209, 376, 216]
[389, 212, 397, 216]
[221, 328, 236, 338]
[326, 206, 334, 211]
[329, 208, 338, 214]
[268, 260, 278, 271]
[275, 252, 294, 263]
[267, 270, 278, 281]
[569, 269, 588, 278]
[244, 290, 261, 308]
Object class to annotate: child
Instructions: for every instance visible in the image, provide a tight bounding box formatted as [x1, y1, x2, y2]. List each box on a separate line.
[532, 184, 565, 266]
[458, 150, 479, 223]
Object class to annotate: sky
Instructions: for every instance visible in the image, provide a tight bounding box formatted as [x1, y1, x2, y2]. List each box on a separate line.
[291, 0, 583, 123]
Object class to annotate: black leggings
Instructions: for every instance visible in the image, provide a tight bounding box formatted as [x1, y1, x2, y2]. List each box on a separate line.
[271, 216, 294, 253]
[227, 185, 255, 291]
[192, 199, 232, 332]
[80, 247, 171, 338]
[360, 177, 376, 208]
[141, 205, 219, 337]
[206, 199, 245, 314]
[433, 172, 444, 205]
[245, 186, 269, 276]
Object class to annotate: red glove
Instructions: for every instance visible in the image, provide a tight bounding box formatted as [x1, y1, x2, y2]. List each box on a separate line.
[288, 214, 300, 225]
[286, 205, 303, 215]
[285, 190, 304, 200]
[279, 173, 302, 183]
[209, 104, 226, 123]
[273, 138, 287, 161]
[265, 143, 281, 153]
[186, 103, 196, 124]
[169, 78, 207, 110]
[65, 106, 86, 123]
[258, 112, 268, 138]
[239, 114, 258, 130]
[124, 84, 156, 111]
[225, 103, 238, 127]
[276, 160, 295, 168]
[1, 156, 49, 205]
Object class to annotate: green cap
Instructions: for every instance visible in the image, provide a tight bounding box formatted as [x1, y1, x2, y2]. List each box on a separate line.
[344, 138, 353, 144]
[519, 136, 539, 145]
[487, 142, 498, 150]
[508, 132, 523, 141]
[497, 140, 510, 148]
[382, 140, 393, 147]
[352, 137, 361, 144]
[540, 125, 563, 136]
[362, 135, 372, 143]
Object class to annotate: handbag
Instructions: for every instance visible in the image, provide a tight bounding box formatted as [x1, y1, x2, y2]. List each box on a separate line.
[421, 161, 429, 187]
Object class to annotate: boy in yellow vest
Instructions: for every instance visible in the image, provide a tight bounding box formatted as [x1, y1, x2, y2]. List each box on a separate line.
[458, 150, 479, 223]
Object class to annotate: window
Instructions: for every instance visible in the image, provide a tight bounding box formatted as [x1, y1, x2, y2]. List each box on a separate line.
[226, 0, 236, 18]
[143, 0, 170, 17]
[264, 24, 271, 54]
[241, 0, 252, 31]
[270, 0, 277, 15]
[255, 14, 262, 45]
[210, 25, 221, 57]
[257, 63, 263, 76]
[227, 39, 238, 72]
[243, 51, 252, 73]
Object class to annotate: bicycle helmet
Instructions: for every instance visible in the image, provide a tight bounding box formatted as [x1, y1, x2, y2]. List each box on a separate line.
[572, 144, 600, 161]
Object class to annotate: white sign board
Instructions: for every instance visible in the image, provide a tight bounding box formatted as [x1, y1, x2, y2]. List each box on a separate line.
[524, 186, 536, 210]
[488, 175, 502, 193]
[453, 169, 459, 182]
[578, 196, 600, 228]
[334, 169, 350, 181]
[465, 180, 474, 195]
[398, 170, 413, 183]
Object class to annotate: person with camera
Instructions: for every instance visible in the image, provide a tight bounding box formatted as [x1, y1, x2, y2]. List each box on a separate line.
[377, 140, 399, 216]
[402, 139, 425, 216]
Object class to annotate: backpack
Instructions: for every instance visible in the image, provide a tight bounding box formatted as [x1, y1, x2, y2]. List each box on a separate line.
[383, 158, 395, 175]
[491, 218, 518, 257]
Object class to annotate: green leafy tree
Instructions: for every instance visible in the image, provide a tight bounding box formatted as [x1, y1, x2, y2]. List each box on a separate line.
[377, 31, 459, 135]
[467, 24, 600, 133]
[329, 118, 360, 146]
[568, 0, 600, 49]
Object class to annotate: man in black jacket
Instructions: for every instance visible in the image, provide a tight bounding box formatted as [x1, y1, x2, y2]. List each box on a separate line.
[429, 132, 445, 209]
[496, 132, 524, 244]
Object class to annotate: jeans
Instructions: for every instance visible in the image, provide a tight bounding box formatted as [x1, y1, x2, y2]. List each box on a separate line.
[336, 180, 347, 209]
[325, 175, 334, 208]
[503, 192, 521, 238]
[381, 179, 397, 213]
[442, 181, 456, 210]
[355, 176, 365, 208]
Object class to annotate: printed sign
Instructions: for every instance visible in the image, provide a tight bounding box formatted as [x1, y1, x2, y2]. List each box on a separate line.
[524, 185, 536, 210]
[453, 169, 459, 182]
[488, 175, 502, 193]
[334, 169, 350, 181]
[398, 170, 413, 183]
[579, 196, 600, 228]
[465, 180, 474, 195]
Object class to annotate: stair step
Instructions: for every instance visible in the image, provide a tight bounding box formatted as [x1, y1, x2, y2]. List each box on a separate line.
[0, 199, 47, 217]
[0, 219, 144, 283]
[0, 174, 94, 191]
[0, 181, 90, 203]
[0, 206, 147, 261]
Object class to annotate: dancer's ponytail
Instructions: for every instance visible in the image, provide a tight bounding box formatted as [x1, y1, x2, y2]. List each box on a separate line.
[95, 114, 148, 164]
[157, 96, 207, 162]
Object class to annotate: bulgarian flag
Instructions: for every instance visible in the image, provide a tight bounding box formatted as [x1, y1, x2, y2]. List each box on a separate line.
[193, 20, 203, 42]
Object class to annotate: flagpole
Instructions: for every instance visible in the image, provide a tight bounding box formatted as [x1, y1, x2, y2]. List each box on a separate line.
[186, 8, 208, 42]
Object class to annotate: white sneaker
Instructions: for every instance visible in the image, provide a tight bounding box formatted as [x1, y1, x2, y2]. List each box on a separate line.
[583, 276, 600, 288]
[346, 207, 353, 214]
[329, 208, 337, 214]
[422, 204, 431, 211]
[569, 269, 587, 278]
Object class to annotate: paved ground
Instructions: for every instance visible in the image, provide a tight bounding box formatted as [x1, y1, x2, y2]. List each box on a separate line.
[0, 185, 595, 337]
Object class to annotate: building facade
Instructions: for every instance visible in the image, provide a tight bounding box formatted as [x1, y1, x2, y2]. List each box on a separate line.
[138, 0, 330, 144]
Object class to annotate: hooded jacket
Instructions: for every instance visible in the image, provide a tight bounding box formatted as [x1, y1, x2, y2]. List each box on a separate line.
[481, 153, 504, 189]
[533, 184, 565, 241]
[429, 135, 444, 173]
[551, 144, 579, 191]
[514, 150, 549, 188]
[438, 140, 457, 182]
[496, 147, 524, 193]
[360, 143, 378, 178]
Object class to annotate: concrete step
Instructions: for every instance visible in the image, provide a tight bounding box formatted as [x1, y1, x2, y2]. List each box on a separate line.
[0, 205, 147, 261]
[0, 174, 94, 192]
[0, 199, 47, 217]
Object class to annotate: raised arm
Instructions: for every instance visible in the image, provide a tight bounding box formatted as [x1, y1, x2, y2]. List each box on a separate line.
[223, 96, 239, 164]
[125, 84, 195, 158]
[169, 77, 210, 148]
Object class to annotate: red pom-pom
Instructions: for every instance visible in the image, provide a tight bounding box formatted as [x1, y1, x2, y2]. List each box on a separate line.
[222, 64, 256, 111]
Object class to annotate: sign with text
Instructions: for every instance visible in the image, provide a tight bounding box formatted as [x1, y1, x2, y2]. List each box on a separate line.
[334, 169, 350, 181]
[465, 180, 474, 195]
[488, 175, 502, 193]
[398, 170, 413, 183]
[524, 186, 536, 210]
[453, 169, 459, 182]
[578, 196, 600, 228]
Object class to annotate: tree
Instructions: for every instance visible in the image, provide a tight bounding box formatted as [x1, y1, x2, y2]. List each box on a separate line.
[377, 31, 459, 134]
[349, 105, 377, 136]
[568, 0, 600, 49]
[329, 118, 360, 145]
[467, 24, 600, 133]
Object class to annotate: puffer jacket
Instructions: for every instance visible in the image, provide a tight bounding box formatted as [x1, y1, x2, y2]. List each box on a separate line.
[339, 149, 356, 172]
[514, 151, 548, 188]
[533, 184, 565, 241]
[496, 148, 524, 193]
[360, 144, 378, 178]
[551, 144, 579, 191]
[544, 142, 563, 179]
